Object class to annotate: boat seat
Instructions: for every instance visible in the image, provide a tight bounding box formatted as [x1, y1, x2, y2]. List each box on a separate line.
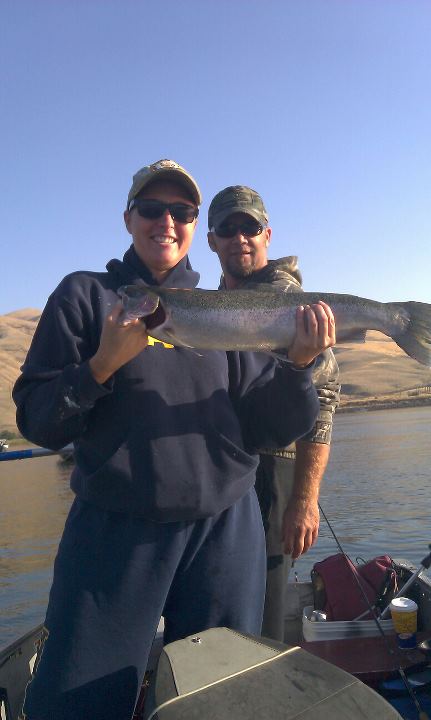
[143, 626, 402, 719]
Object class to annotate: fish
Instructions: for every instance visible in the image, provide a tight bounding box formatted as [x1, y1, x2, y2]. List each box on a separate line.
[117, 285, 431, 367]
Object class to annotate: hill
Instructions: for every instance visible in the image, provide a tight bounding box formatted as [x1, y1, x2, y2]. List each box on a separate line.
[1, 310, 430, 436]
[333, 333, 431, 411]
[0, 310, 41, 435]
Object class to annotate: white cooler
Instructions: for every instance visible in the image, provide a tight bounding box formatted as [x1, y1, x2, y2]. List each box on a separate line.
[302, 605, 394, 642]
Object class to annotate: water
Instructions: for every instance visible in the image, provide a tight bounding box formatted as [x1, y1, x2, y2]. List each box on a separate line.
[0, 406, 430, 651]
[308, 405, 430, 573]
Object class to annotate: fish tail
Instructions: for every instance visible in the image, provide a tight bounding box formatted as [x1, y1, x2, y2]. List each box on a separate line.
[392, 302, 431, 367]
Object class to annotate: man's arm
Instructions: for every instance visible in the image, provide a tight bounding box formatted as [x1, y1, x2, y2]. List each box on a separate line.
[239, 257, 340, 559]
[281, 439, 330, 559]
[281, 348, 340, 559]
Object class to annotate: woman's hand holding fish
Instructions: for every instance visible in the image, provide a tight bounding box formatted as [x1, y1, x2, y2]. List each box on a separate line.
[287, 301, 336, 368]
[89, 303, 149, 384]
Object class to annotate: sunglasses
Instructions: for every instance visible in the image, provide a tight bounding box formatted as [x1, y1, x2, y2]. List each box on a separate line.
[212, 219, 264, 238]
[129, 198, 199, 224]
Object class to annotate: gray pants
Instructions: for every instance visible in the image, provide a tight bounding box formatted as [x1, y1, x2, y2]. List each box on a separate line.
[255, 453, 295, 642]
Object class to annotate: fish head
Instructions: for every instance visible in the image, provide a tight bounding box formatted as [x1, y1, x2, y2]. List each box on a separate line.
[143, 287, 197, 346]
[117, 285, 161, 323]
[117, 285, 192, 346]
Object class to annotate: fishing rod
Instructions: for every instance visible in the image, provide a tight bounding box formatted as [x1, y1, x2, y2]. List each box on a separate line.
[0, 445, 73, 462]
[318, 502, 430, 720]
[379, 550, 431, 620]
[354, 549, 431, 622]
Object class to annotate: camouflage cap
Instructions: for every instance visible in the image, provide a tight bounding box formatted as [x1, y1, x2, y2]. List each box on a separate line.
[127, 159, 202, 210]
[208, 186, 269, 230]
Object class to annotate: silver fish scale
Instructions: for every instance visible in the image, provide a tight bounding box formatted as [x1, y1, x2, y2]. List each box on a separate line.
[152, 288, 298, 350]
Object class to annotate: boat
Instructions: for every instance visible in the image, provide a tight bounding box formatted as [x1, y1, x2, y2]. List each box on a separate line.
[0, 444, 74, 464]
[1, 556, 431, 719]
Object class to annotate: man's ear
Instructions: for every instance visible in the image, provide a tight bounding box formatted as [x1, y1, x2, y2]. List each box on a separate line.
[207, 231, 217, 252]
[264, 227, 272, 247]
[124, 210, 132, 234]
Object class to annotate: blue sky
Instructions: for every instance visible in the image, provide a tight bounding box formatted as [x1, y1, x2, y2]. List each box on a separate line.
[1, 0, 430, 314]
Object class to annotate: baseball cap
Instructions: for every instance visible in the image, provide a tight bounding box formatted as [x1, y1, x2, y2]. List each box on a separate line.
[208, 186, 269, 230]
[127, 159, 202, 210]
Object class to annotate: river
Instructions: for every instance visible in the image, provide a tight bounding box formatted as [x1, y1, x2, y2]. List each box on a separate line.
[1, 406, 430, 650]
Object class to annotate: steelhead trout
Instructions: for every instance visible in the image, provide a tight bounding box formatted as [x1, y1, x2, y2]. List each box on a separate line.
[117, 285, 431, 367]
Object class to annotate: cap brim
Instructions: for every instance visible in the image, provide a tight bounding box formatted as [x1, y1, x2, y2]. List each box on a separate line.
[147, 169, 201, 206]
[210, 206, 266, 230]
[128, 168, 202, 208]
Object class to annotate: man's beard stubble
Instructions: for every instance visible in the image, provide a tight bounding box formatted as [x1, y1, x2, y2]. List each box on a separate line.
[225, 255, 256, 280]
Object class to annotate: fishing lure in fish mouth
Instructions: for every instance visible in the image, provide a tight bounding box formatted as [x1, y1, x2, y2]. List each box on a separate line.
[117, 283, 431, 367]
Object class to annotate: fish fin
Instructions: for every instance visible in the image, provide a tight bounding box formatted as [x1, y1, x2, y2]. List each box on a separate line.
[176, 341, 199, 351]
[336, 329, 368, 344]
[152, 333, 199, 353]
[392, 301, 431, 367]
[171, 342, 204, 357]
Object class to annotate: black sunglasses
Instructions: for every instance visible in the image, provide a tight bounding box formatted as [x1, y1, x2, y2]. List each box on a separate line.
[212, 219, 264, 238]
[129, 198, 199, 224]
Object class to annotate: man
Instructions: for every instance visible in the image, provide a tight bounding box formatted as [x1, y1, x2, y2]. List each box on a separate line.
[13, 160, 334, 719]
[208, 185, 340, 642]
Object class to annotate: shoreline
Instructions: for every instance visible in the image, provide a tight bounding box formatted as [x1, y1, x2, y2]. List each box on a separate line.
[2, 396, 431, 438]
[338, 395, 431, 413]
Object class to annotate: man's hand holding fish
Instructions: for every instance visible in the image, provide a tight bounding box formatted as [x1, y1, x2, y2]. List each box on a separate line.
[286, 301, 336, 368]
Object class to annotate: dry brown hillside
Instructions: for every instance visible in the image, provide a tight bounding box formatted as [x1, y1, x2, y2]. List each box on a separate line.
[0, 310, 41, 434]
[1, 311, 430, 436]
[334, 332, 431, 410]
